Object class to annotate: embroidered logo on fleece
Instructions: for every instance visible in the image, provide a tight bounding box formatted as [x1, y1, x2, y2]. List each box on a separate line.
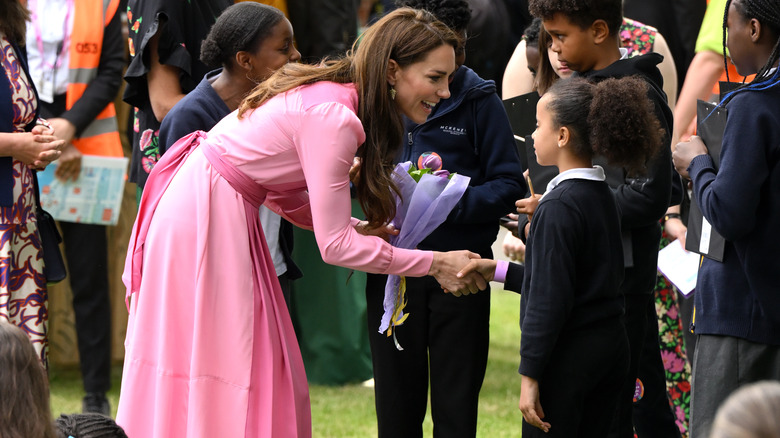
[440, 125, 466, 136]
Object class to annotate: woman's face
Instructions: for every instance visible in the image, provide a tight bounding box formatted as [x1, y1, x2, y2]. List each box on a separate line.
[389, 44, 456, 124]
[531, 93, 561, 166]
[247, 18, 301, 83]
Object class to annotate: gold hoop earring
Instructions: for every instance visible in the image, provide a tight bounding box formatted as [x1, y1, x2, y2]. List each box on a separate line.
[390, 87, 396, 100]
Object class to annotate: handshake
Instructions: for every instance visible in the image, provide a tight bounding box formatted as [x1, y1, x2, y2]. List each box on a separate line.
[429, 250, 500, 297]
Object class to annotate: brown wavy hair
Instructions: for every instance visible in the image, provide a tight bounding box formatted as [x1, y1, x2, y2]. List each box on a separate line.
[238, 8, 462, 227]
[0, 1, 30, 44]
[544, 76, 662, 174]
[535, 27, 559, 95]
[0, 320, 56, 438]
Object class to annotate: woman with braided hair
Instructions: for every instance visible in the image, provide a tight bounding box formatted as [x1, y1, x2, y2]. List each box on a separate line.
[673, 0, 780, 436]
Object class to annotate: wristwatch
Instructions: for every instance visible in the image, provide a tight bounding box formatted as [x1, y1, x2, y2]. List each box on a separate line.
[663, 213, 682, 223]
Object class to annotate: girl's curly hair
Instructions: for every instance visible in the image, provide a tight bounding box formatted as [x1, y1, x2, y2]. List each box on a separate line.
[545, 76, 663, 174]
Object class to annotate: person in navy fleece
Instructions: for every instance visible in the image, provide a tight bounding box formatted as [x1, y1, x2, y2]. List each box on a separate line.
[673, 0, 780, 436]
[458, 76, 663, 437]
[363, 1, 526, 437]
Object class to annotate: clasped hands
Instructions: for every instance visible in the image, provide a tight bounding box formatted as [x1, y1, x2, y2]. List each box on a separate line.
[16, 122, 65, 170]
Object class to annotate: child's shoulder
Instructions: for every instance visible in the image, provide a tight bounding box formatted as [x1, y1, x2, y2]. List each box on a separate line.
[726, 83, 780, 116]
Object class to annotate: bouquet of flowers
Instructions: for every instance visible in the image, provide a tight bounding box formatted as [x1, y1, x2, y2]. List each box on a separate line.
[379, 152, 470, 349]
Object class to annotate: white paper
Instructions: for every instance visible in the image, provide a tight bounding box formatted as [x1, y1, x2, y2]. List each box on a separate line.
[657, 238, 699, 296]
[37, 155, 129, 226]
[699, 218, 712, 254]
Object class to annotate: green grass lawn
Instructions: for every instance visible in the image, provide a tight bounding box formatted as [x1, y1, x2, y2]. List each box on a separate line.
[50, 289, 523, 437]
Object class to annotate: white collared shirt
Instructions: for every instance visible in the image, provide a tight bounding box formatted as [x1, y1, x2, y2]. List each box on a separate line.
[541, 165, 606, 200]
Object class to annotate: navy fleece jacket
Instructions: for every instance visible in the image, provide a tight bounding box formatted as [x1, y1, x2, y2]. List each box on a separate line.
[397, 66, 526, 256]
[688, 85, 780, 345]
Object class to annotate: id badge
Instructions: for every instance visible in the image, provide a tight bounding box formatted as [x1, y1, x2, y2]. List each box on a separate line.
[38, 69, 55, 103]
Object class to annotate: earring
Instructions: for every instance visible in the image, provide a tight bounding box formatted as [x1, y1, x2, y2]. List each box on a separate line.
[246, 72, 260, 85]
[390, 87, 397, 100]
[558, 141, 564, 148]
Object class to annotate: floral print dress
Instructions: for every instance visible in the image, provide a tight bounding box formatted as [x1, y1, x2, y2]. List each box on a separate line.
[123, 0, 231, 191]
[0, 34, 48, 366]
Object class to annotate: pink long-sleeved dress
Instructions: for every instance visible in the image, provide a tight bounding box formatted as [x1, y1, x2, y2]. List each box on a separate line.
[116, 82, 433, 437]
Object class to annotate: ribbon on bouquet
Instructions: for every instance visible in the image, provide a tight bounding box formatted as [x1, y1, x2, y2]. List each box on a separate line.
[379, 158, 470, 349]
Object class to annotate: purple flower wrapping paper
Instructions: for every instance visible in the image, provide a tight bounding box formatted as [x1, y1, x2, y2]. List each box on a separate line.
[378, 161, 470, 335]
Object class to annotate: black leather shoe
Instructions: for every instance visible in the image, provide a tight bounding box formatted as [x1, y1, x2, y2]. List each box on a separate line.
[82, 392, 110, 416]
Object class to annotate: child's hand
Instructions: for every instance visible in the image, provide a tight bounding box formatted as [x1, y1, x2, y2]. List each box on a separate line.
[664, 217, 688, 250]
[499, 213, 519, 233]
[673, 135, 708, 180]
[519, 375, 551, 433]
[502, 232, 525, 262]
[455, 258, 497, 282]
[431, 250, 486, 296]
[517, 194, 541, 219]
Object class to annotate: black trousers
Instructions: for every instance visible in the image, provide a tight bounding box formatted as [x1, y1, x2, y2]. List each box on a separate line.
[633, 295, 683, 438]
[523, 322, 629, 438]
[365, 274, 490, 438]
[611, 294, 680, 438]
[59, 221, 111, 393]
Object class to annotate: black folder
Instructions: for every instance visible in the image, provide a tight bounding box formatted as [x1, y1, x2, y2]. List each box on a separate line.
[685, 99, 727, 261]
[502, 92, 559, 192]
[502, 92, 539, 172]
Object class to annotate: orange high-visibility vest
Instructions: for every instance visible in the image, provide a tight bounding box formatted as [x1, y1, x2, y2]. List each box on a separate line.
[67, 0, 123, 158]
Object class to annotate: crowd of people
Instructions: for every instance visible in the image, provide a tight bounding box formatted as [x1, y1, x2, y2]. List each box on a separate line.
[0, 0, 778, 437]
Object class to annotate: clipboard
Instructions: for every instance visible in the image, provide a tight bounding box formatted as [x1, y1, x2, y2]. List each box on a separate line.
[684, 99, 727, 261]
[503, 91, 540, 171]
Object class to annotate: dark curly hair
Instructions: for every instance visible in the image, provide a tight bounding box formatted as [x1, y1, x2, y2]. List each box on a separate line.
[200, 2, 285, 69]
[523, 17, 542, 46]
[544, 77, 662, 174]
[528, 0, 623, 36]
[395, 0, 471, 32]
[55, 413, 128, 438]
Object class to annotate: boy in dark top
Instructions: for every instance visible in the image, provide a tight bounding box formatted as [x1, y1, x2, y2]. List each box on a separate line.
[673, 0, 780, 436]
[527, 0, 682, 436]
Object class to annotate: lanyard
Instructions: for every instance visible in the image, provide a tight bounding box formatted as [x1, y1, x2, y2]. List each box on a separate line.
[31, 0, 74, 71]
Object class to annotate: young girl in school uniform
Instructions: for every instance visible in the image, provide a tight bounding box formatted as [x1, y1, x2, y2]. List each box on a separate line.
[457, 75, 663, 437]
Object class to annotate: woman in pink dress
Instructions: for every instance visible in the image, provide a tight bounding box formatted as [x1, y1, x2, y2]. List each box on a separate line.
[118, 8, 485, 438]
